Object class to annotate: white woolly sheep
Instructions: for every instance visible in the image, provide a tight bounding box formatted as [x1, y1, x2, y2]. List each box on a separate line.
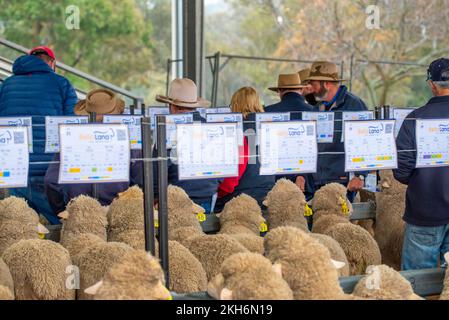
[168, 185, 205, 234]
[0, 258, 14, 300]
[440, 253, 449, 300]
[310, 233, 350, 277]
[61, 233, 105, 257]
[312, 183, 353, 219]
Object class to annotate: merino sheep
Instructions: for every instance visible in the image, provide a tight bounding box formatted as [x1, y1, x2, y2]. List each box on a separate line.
[218, 194, 265, 253]
[312, 183, 353, 218]
[183, 234, 248, 281]
[168, 240, 207, 294]
[168, 185, 204, 233]
[84, 250, 171, 300]
[60, 195, 108, 243]
[264, 227, 347, 300]
[311, 214, 350, 234]
[310, 233, 350, 277]
[440, 253, 449, 300]
[208, 252, 293, 300]
[169, 227, 204, 247]
[0, 219, 39, 256]
[0, 258, 14, 300]
[73, 241, 134, 300]
[374, 170, 407, 270]
[0, 196, 39, 224]
[61, 233, 105, 257]
[2, 239, 75, 300]
[323, 223, 382, 275]
[263, 179, 309, 232]
[353, 265, 422, 300]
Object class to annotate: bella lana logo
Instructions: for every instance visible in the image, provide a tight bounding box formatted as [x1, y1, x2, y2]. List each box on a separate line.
[288, 126, 306, 136]
[79, 128, 115, 142]
[439, 124, 449, 133]
[0, 131, 12, 144]
[357, 123, 384, 135]
[206, 127, 224, 138]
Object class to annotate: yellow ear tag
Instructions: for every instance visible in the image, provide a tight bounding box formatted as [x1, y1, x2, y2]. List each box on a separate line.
[341, 201, 350, 216]
[260, 221, 268, 233]
[304, 204, 313, 217]
[197, 212, 207, 222]
[154, 220, 159, 228]
[167, 295, 173, 301]
[38, 233, 46, 239]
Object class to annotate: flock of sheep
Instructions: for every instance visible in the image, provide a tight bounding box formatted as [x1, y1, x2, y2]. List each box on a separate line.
[0, 171, 448, 300]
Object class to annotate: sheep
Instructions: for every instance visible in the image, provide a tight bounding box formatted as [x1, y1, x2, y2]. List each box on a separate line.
[264, 226, 347, 300]
[84, 250, 171, 300]
[374, 170, 407, 270]
[59, 195, 108, 244]
[440, 253, 449, 300]
[168, 185, 204, 233]
[218, 194, 265, 253]
[263, 179, 309, 232]
[323, 223, 382, 275]
[61, 233, 105, 257]
[72, 241, 134, 300]
[312, 183, 353, 219]
[183, 234, 249, 281]
[310, 233, 350, 277]
[0, 258, 14, 300]
[107, 186, 144, 240]
[168, 240, 207, 294]
[169, 227, 204, 247]
[208, 252, 293, 300]
[352, 265, 422, 300]
[2, 239, 75, 300]
[0, 219, 39, 256]
[0, 196, 39, 224]
[311, 214, 350, 234]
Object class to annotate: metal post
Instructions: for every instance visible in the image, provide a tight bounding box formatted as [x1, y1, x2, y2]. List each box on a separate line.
[166, 59, 172, 96]
[349, 54, 355, 92]
[340, 60, 345, 81]
[141, 116, 156, 256]
[156, 115, 169, 286]
[211, 51, 221, 108]
[88, 112, 99, 200]
[384, 105, 391, 120]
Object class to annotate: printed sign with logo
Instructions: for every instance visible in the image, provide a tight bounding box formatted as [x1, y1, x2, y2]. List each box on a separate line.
[103, 115, 143, 150]
[392, 108, 415, 138]
[259, 121, 318, 175]
[344, 120, 397, 172]
[147, 107, 170, 143]
[255, 112, 290, 145]
[177, 123, 239, 180]
[301, 112, 335, 143]
[45, 116, 89, 153]
[58, 124, 130, 184]
[341, 111, 375, 142]
[166, 114, 194, 149]
[0, 126, 29, 188]
[0, 117, 33, 153]
[206, 113, 244, 146]
[416, 119, 449, 168]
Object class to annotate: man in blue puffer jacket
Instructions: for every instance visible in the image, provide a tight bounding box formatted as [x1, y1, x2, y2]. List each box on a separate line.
[0, 46, 78, 224]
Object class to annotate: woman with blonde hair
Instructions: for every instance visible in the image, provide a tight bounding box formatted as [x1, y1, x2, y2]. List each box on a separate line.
[215, 87, 275, 212]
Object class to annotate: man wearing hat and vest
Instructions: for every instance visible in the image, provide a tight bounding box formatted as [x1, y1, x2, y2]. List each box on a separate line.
[394, 58, 449, 270]
[305, 61, 368, 200]
[44, 89, 141, 216]
[0, 46, 77, 223]
[148, 78, 223, 213]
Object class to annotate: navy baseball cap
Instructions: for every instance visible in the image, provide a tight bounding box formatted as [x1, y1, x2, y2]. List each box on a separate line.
[427, 58, 449, 81]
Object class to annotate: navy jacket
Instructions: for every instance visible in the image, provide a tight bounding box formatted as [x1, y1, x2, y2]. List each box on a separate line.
[312, 85, 368, 188]
[394, 95, 449, 227]
[0, 55, 78, 176]
[45, 151, 142, 213]
[264, 92, 312, 119]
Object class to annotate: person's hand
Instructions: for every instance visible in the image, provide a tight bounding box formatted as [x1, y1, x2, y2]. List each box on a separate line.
[347, 177, 364, 192]
[295, 176, 306, 192]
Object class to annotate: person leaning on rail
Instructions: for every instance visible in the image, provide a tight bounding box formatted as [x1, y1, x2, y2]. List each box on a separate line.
[214, 87, 275, 212]
[394, 58, 449, 271]
[44, 88, 141, 219]
[0, 46, 78, 224]
[135, 78, 223, 214]
[305, 61, 369, 202]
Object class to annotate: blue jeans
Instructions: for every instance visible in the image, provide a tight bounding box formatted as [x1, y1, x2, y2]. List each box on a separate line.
[8, 176, 60, 225]
[402, 223, 449, 270]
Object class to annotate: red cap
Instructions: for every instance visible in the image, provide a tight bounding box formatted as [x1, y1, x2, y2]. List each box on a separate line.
[29, 46, 56, 60]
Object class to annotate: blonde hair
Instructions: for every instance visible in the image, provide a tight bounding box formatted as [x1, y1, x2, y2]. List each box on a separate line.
[230, 87, 264, 118]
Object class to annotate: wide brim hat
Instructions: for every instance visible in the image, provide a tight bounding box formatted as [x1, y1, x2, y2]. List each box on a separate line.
[269, 73, 307, 92]
[156, 78, 211, 108]
[305, 61, 346, 82]
[79, 88, 125, 116]
[298, 68, 311, 85]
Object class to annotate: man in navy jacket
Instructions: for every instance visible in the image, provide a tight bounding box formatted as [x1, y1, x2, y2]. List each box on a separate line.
[394, 58, 449, 270]
[306, 61, 368, 200]
[0, 46, 77, 223]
